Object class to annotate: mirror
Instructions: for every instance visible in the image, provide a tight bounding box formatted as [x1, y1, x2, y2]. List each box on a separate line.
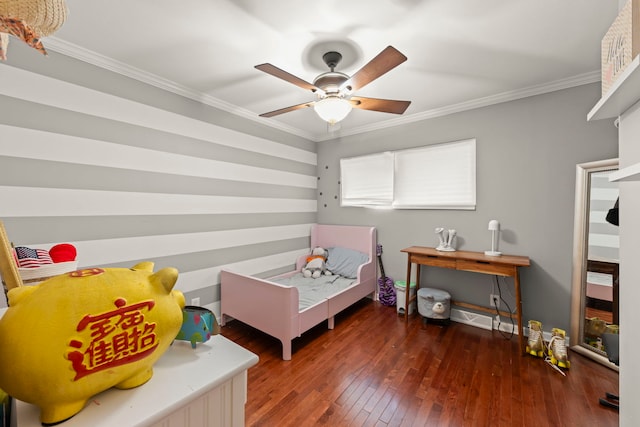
[570, 158, 619, 370]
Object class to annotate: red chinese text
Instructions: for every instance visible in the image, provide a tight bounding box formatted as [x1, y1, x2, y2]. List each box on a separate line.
[68, 298, 158, 380]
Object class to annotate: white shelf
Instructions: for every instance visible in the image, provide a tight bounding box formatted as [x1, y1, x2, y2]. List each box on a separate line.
[15, 336, 259, 427]
[588, 55, 640, 121]
[610, 162, 640, 182]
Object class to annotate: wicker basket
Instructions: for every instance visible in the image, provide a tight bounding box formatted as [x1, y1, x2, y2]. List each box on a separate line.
[18, 260, 78, 285]
[0, 0, 67, 36]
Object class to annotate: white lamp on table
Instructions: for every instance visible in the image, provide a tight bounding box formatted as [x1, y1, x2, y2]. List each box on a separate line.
[484, 220, 502, 256]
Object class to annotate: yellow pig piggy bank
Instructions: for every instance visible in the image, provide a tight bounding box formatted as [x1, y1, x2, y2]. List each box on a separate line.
[0, 262, 185, 425]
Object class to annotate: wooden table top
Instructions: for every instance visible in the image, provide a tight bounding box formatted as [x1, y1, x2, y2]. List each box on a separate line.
[401, 246, 530, 267]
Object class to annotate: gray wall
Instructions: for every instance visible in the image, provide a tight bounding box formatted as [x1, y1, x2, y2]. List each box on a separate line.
[0, 43, 619, 334]
[317, 83, 618, 332]
[0, 45, 318, 314]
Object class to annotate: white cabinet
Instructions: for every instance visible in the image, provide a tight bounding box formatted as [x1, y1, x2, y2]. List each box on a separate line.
[15, 336, 258, 427]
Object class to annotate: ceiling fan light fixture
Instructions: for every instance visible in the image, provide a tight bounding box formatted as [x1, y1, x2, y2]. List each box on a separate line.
[314, 96, 352, 124]
[255, 46, 409, 124]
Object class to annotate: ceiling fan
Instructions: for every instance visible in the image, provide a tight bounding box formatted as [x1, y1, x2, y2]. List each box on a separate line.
[255, 45, 411, 124]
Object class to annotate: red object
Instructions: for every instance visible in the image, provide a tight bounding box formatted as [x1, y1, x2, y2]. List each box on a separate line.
[49, 243, 77, 263]
[305, 255, 326, 263]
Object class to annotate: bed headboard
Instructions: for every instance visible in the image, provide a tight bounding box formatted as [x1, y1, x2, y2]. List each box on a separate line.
[310, 224, 377, 260]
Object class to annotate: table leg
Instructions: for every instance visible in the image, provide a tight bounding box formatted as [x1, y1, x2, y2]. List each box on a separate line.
[405, 257, 412, 320]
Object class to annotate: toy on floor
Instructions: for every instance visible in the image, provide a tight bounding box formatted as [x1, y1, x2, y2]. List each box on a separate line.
[302, 247, 331, 278]
[526, 319, 545, 357]
[0, 262, 185, 425]
[547, 327, 570, 370]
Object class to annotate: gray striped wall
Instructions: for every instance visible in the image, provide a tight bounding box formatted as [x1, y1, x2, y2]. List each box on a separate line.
[0, 47, 318, 316]
[588, 170, 619, 262]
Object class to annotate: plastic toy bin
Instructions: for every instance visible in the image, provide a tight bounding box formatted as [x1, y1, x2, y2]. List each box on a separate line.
[394, 280, 416, 315]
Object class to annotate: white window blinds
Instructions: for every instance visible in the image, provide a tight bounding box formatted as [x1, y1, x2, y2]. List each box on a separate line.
[394, 139, 476, 209]
[340, 139, 476, 210]
[340, 152, 394, 206]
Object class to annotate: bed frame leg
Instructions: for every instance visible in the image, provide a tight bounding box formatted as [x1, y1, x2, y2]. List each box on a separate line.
[328, 316, 335, 330]
[282, 341, 292, 361]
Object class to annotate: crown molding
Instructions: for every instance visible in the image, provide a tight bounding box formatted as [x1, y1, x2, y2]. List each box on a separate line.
[44, 37, 317, 141]
[45, 37, 600, 143]
[316, 70, 601, 141]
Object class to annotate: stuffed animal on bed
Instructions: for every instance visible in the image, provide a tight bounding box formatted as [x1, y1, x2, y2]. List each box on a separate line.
[302, 247, 332, 278]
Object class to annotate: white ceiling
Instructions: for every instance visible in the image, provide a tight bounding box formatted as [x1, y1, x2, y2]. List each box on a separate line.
[40, 0, 618, 141]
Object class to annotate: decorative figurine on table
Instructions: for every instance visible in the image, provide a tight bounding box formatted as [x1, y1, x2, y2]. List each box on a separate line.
[176, 306, 220, 348]
[435, 227, 457, 252]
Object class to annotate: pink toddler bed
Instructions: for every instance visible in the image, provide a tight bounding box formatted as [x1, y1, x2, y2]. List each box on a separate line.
[220, 224, 377, 360]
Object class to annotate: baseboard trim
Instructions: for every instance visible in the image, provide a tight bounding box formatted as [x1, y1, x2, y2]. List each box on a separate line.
[450, 308, 494, 330]
[450, 308, 571, 343]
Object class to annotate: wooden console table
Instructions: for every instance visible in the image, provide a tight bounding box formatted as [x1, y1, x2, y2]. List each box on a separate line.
[401, 246, 530, 354]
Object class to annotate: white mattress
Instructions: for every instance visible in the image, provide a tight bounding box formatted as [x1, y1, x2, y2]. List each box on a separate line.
[270, 273, 356, 310]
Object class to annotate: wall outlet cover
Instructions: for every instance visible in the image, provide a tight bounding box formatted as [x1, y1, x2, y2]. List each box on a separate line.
[490, 294, 500, 308]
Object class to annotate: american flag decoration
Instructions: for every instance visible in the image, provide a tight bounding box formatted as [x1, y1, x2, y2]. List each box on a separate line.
[14, 246, 53, 268]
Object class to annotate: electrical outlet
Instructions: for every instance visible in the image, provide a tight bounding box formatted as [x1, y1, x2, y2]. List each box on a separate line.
[191, 297, 200, 306]
[489, 294, 499, 308]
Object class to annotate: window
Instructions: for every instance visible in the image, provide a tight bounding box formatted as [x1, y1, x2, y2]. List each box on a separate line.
[340, 152, 394, 206]
[340, 138, 476, 210]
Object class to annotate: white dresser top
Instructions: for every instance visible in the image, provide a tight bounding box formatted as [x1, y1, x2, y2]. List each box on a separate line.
[14, 335, 258, 426]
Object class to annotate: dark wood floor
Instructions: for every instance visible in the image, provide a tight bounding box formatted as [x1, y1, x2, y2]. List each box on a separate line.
[221, 298, 619, 427]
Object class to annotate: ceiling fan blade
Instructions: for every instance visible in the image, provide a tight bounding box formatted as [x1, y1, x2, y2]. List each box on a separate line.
[259, 101, 315, 118]
[350, 96, 411, 114]
[342, 46, 407, 92]
[255, 63, 321, 93]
